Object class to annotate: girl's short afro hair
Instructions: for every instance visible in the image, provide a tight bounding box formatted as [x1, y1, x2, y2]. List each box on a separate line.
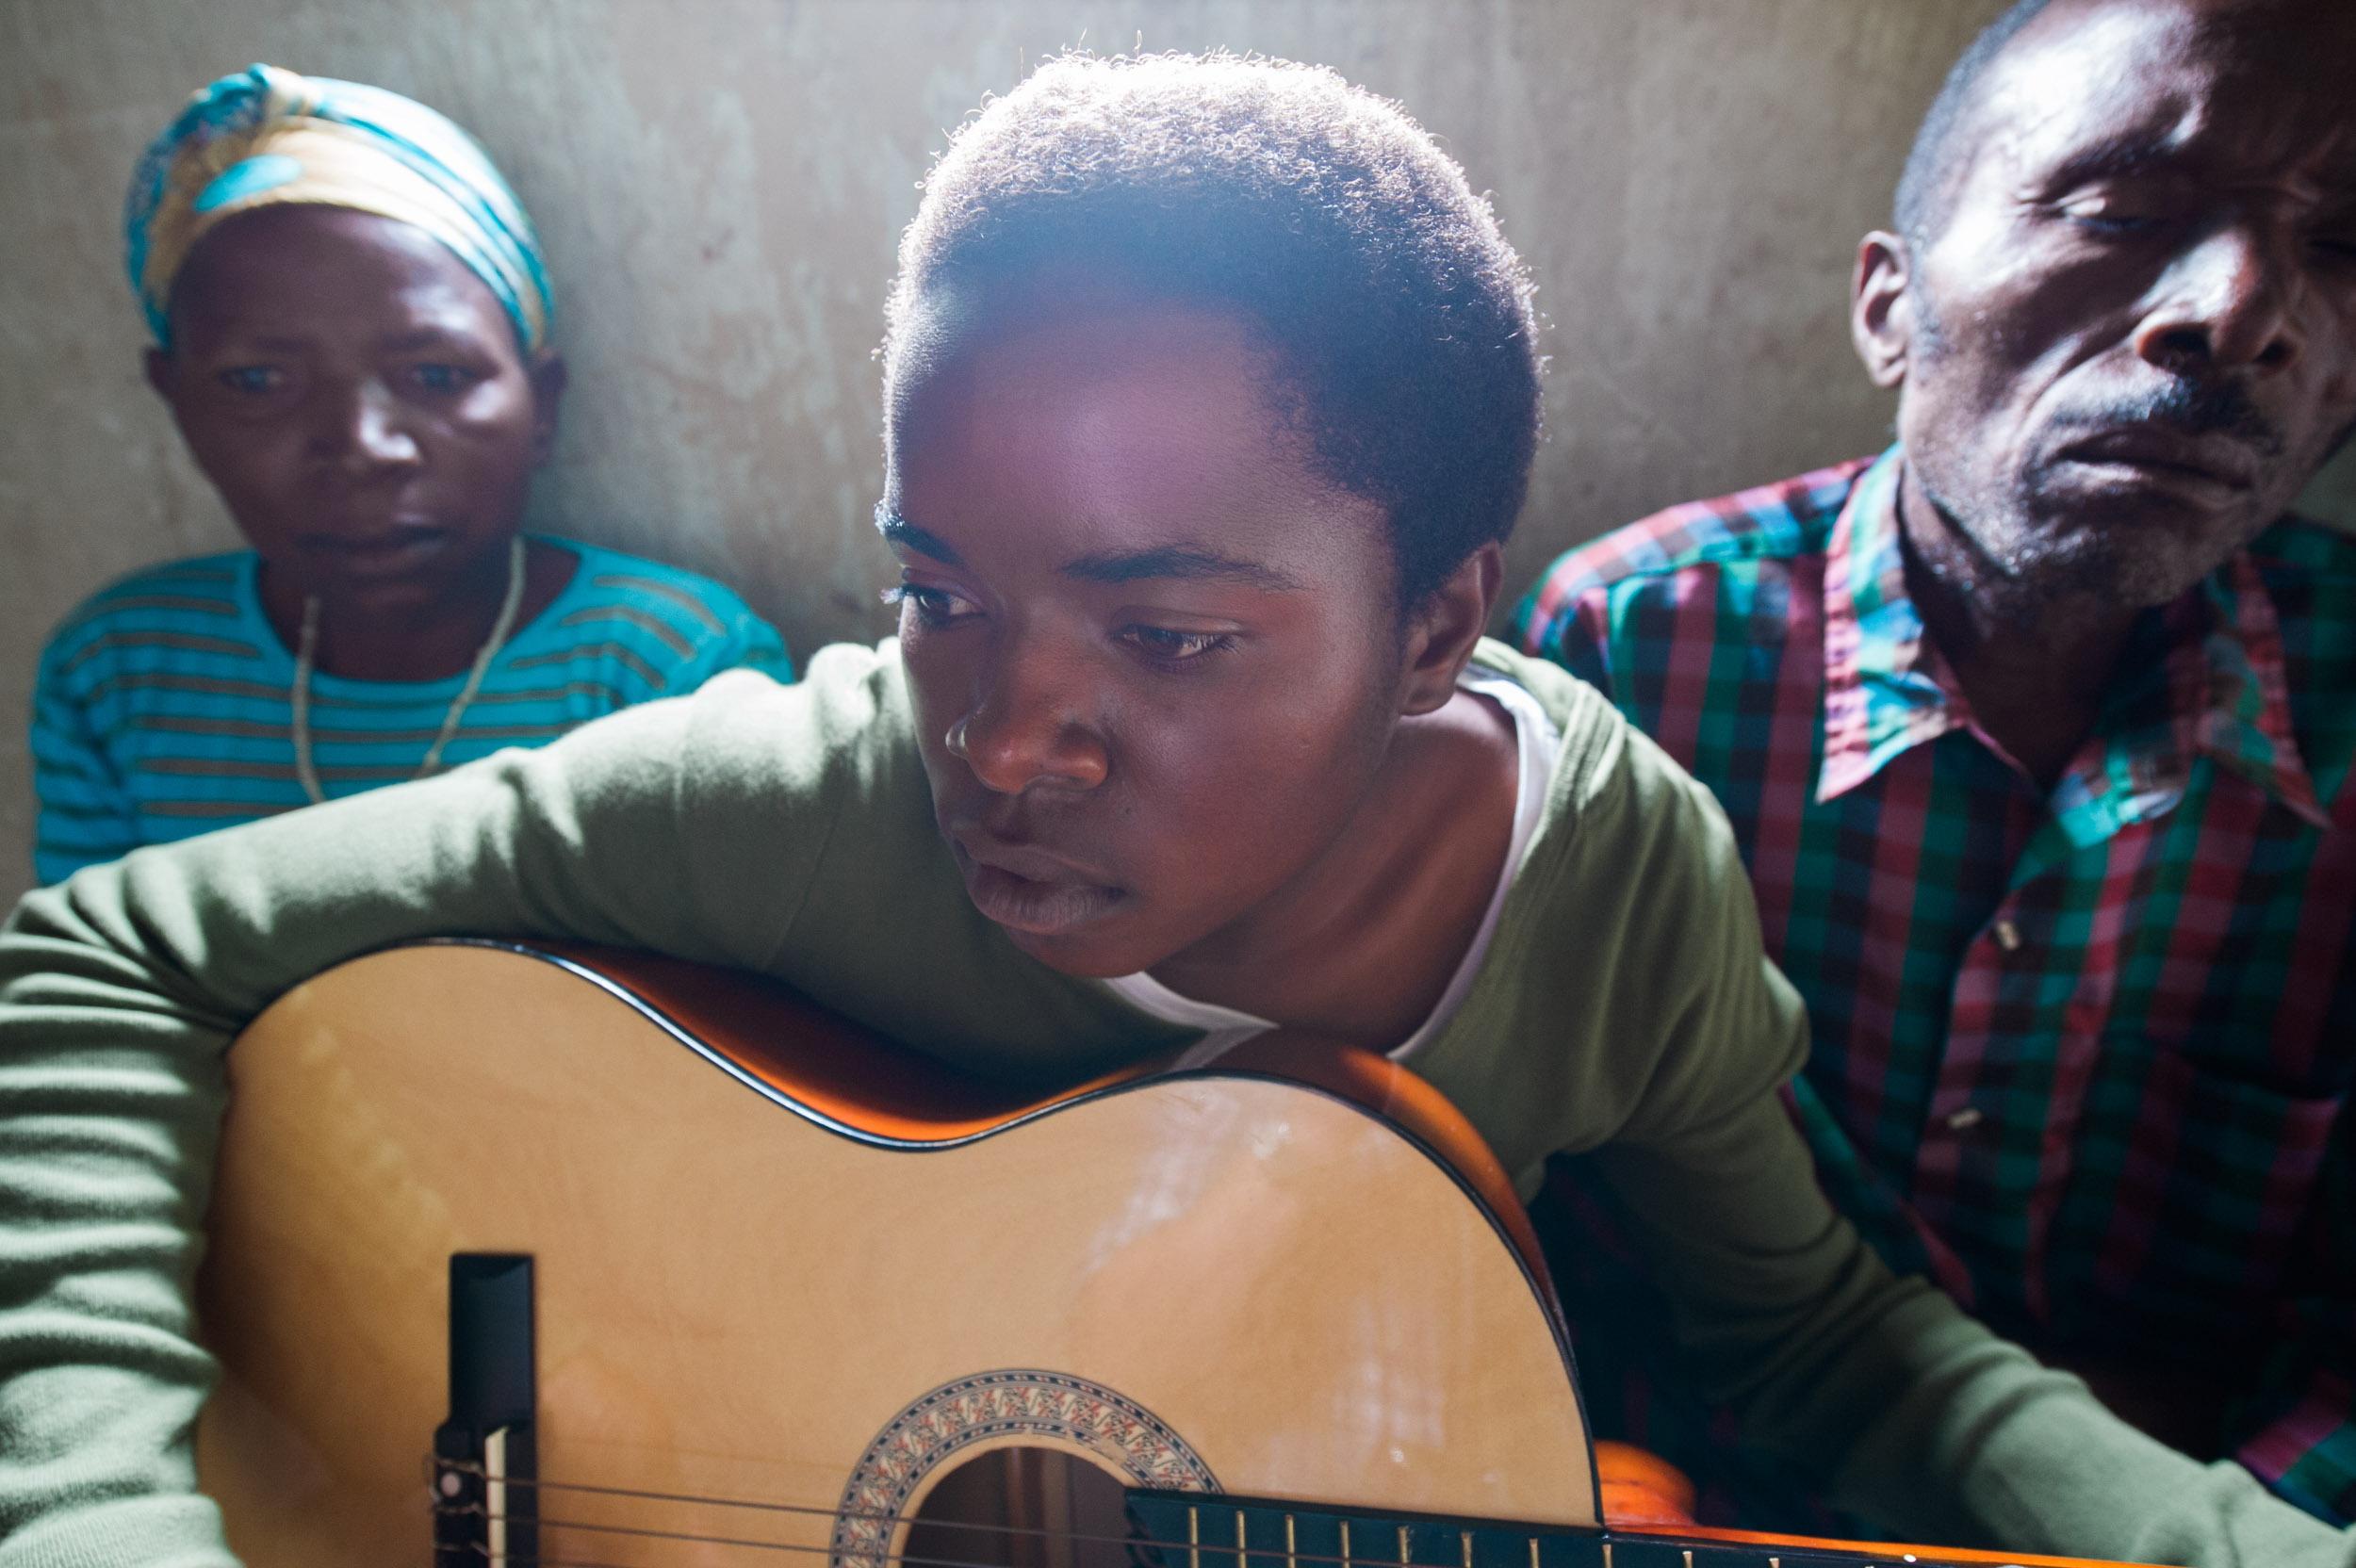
[883, 53, 1543, 611]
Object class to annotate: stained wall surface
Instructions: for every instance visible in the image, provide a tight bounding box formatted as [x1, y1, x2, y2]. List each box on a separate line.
[4, 0, 2349, 902]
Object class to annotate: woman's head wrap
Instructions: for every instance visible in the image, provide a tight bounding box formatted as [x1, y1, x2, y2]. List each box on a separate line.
[125, 64, 554, 351]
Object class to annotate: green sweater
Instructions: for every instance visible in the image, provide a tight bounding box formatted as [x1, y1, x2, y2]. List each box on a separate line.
[0, 640, 2342, 1568]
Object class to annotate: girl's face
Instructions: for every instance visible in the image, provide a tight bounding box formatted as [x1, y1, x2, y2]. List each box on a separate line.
[148, 204, 562, 620]
[887, 296, 1421, 979]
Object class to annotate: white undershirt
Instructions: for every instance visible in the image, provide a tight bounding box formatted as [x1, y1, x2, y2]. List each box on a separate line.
[1104, 668, 1562, 1069]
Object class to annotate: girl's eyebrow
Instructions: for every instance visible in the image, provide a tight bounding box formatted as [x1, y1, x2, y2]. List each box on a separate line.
[877, 512, 1301, 592]
[1062, 545, 1301, 591]
[877, 513, 964, 566]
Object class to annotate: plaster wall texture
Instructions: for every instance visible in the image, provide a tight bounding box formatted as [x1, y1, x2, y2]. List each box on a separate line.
[5, 0, 2350, 903]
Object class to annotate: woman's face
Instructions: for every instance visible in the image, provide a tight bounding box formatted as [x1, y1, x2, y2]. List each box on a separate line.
[887, 298, 1416, 980]
[149, 204, 561, 619]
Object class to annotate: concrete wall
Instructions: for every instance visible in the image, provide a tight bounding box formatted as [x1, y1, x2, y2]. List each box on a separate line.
[5, 0, 2350, 903]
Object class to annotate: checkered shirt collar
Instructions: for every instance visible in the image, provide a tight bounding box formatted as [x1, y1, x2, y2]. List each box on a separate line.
[1817, 446, 2328, 832]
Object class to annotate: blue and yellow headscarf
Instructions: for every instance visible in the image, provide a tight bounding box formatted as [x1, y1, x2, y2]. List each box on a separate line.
[125, 64, 554, 351]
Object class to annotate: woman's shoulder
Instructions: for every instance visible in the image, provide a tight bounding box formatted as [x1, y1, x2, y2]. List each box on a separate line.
[526, 537, 794, 682]
[540, 539, 777, 634]
[47, 550, 256, 628]
[39, 550, 264, 674]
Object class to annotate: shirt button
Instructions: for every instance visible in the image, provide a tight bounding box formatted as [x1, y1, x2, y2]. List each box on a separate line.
[1945, 1106, 1984, 1132]
[1992, 919, 2021, 952]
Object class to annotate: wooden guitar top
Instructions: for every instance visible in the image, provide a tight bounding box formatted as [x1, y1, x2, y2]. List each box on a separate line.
[192, 940, 2142, 1568]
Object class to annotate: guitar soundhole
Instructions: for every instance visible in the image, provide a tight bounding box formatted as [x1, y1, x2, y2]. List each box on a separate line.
[905, 1446, 1139, 1568]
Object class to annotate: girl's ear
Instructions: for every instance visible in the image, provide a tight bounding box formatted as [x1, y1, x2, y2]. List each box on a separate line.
[1397, 541, 1503, 717]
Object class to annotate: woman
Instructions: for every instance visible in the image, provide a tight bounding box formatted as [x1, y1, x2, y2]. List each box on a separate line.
[29, 65, 790, 883]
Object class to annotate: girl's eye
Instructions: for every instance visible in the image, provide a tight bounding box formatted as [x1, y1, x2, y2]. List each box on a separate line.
[1120, 626, 1232, 664]
[2312, 230, 2356, 266]
[412, 363, 476, 393]
[218, 366, 285, 394]
[883, 583, 978, 627]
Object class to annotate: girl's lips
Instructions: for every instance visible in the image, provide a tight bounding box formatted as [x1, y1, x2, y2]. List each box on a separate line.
[954, 850, 1127, 936]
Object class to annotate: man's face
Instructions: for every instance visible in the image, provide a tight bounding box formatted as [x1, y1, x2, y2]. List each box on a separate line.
[886, 299, 1410, 979]
[153, 204, 559, 619]
[1878, 0, 2356, 606]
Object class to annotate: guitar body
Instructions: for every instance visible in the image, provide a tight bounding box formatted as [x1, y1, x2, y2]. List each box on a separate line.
[196, 941, 1595, 1567]
[195, 941, 2138, 1568]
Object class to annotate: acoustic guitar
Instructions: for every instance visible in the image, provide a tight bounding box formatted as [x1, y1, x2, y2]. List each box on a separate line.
[194, 940, 2143, 1568]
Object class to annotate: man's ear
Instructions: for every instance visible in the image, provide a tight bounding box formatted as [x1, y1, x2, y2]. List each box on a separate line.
[143, 345, 176, 403]
[527, 350, 569, 467]
[1851, 231, 1916, 390]
[1398, 541, 1504, 717]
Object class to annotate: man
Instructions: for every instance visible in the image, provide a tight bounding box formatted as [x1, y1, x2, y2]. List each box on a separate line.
[1516, 0, 2356, 1527]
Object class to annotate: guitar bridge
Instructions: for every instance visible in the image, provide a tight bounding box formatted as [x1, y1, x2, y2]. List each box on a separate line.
[431, 1253, 538, 1568]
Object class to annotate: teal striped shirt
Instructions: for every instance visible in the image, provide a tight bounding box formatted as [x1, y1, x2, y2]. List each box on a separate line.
[31, 537, 792, 883]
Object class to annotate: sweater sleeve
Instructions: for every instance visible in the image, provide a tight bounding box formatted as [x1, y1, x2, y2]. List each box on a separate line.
[0, 657, 884, 1567]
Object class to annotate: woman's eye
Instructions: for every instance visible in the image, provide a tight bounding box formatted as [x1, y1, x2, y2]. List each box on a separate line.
[884, 583, 977, 627]
[1120, 626, 1231, 663]
[218, 365, 285, 394]
[412, 363, 477, 393]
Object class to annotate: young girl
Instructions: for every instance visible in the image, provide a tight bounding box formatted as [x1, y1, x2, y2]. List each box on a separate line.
[0, 53, 2339, 1568]
[29, 66, 790, 883]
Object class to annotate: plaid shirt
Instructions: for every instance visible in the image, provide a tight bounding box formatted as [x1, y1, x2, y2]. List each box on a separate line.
[1513, 447, 2356, 1524]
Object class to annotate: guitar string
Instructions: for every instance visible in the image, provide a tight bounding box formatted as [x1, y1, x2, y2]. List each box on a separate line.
[475, 1558, 1035, 1568]
[430, 1468, 1535, 1568]
[445, 1522, 1863, 1568]
[434, 1462, 1353, 1561]
[441, 1513, 1515, 1568]
[432, 1491, 1402, 1568]
[428, 1461, 1655, 1568]
[453, 1553, 1110, 1568]
[440, 1506, 1108, 1562]
[450, 1545, 1187, 1568]
[428, 1486, 1852, 1568]
[434, 1460, 1150, 1544]
[451, 1544, 1165, 1568]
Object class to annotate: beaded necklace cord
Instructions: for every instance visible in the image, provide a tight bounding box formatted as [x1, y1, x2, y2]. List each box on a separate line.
[290, 535, 529, 806]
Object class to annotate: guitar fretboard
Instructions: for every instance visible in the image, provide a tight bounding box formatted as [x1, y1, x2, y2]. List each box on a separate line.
[1125, 1491, 1969, 1568]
